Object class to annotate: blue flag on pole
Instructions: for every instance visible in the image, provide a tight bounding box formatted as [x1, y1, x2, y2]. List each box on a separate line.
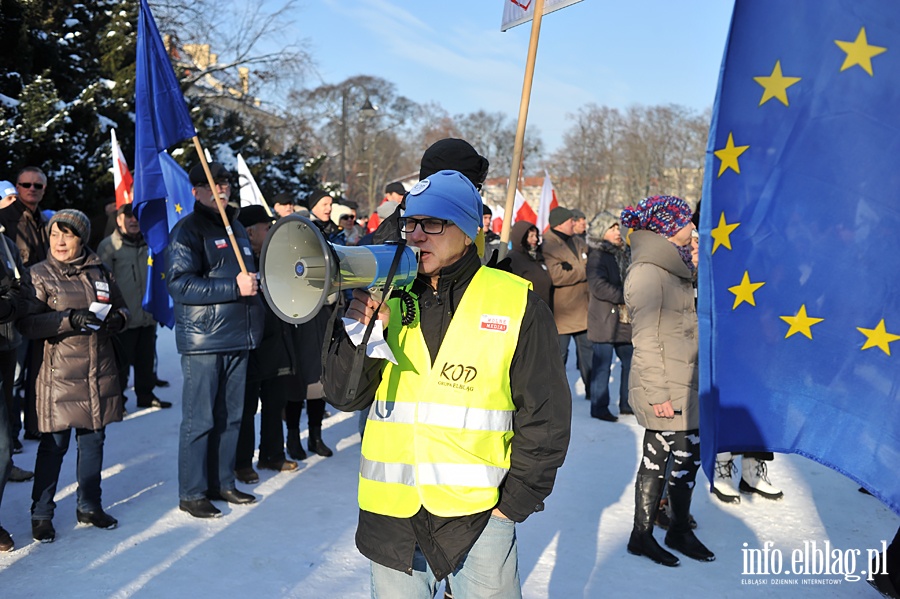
[141, 153, 195, 328]
[159, 151, 195, 232]
[133, 0, 195, 248]
[699, 0, 900, 515]
[133, 0, 196, 328]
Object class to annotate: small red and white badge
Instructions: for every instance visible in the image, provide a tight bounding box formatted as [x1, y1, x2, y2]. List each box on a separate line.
[215, 239, 228, 249]
[95, 280, 110, 303]
[480, 314, 509, 333]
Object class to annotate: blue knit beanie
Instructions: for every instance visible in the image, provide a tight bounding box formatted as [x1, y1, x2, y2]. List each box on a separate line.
[404, 170, 483, 241]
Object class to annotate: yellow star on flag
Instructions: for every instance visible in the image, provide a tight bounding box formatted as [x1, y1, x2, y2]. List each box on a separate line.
[835, 27, 887, 76]
[175, 203, 183, 214]
[710, 212, 740, 254]
[160, 272, 166, 280]
[753, 60, 801, 106]
[779, 305, 824, 339]
[857, 319, 900, 355]
[147, 255, 154, 267]
[728, 271, 765, 309]
[714, 132, 749, 177]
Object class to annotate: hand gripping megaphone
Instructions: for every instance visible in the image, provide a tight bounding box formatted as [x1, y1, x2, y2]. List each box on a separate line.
[259, 214, 419, 324]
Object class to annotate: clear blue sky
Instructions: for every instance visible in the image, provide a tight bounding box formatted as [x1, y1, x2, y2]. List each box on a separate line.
[286, 1, 736, 152]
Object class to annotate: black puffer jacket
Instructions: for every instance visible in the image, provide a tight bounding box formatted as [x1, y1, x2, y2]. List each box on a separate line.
[506, 220, 552, 308]
[18, 249, 128, 432]
[166, 202, 264, 354]
[323, 247, 571, 580]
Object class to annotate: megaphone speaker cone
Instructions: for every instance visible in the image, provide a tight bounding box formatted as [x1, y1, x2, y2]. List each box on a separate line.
[260, 214, 420, 325]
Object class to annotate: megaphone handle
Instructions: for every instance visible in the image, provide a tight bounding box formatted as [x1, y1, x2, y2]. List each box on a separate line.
[340, 244, 408, 403]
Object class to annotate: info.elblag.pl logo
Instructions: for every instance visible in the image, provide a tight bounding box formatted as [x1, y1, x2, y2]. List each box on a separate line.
[741, 540, 890, 586]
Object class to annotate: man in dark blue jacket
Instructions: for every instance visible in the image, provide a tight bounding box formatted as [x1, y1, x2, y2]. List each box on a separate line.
[166, 162, 264, 519]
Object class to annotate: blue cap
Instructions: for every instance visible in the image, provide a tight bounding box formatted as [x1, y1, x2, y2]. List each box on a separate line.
[0, 181, 17, 198]
[404, 170, 482, 241]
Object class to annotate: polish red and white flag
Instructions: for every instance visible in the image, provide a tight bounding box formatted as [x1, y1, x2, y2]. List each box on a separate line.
[536, 170, 559, 232]
[513, 188, 537, 225]
[111, 128, 133, 208]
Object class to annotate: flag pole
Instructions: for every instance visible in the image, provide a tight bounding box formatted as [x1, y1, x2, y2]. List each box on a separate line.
[499, 0, 546, 259]
[259, 197, 274, 218]
[191, 136, 249, 275]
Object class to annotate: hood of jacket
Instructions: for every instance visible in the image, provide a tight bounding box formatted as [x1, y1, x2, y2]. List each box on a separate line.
[510, 220, 537, 252]
[628, 230, 692, 280]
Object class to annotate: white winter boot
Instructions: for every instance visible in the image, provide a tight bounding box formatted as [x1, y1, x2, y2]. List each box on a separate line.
[711, 452, 741, 504]
[739, 457, 784, 500]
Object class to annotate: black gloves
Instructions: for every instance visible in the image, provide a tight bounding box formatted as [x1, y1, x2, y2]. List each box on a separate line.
[560, 261, 573, 271]
[0, 283, 18, 322]
[69, 309, 103, 332]
[104, 311, 126, 334]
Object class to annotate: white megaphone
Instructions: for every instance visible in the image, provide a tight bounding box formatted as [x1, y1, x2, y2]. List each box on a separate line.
[260, 214, 419, 324]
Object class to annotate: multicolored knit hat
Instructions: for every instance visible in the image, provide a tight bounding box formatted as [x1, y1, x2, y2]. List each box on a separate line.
[620, 195, 693, 238]
[48, 209, 91, 241]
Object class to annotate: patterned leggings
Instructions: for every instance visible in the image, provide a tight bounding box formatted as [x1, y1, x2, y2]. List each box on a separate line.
[637, 429, 702, 490]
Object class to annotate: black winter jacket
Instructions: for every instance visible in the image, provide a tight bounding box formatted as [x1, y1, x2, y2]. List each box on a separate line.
[586, 243, 632, 344]
[323, 247, 571, 580]
[506, 220, 553, 308]
[0, 235, 33, 351]
[166, 202, 264, 354]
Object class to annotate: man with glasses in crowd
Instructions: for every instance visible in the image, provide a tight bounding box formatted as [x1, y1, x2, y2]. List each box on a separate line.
[324, 169, 571, 598]
[166, 162, 263, 519]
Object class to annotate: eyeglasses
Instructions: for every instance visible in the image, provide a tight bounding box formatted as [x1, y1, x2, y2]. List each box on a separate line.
[340, 214, 355, 221]
[399, 217, 452, 235]
[17, 182, 44, 190]
[198, 180, 231, 189]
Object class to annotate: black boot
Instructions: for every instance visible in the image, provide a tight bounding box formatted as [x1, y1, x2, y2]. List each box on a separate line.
[308, 426, 333, 457]
[286, 429, 307, 461]
[627, 475, 679, 567]
[664, 485, 715, 562]
[306, 399, 333, 457]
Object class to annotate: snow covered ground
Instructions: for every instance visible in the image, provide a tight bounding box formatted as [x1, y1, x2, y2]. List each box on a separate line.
[0, 326, 895, 597]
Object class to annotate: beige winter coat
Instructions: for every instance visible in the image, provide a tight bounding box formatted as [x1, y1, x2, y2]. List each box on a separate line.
[542, 229, 589, 334]
[18, 250, 127, 433]
[624, 230, 698, 431]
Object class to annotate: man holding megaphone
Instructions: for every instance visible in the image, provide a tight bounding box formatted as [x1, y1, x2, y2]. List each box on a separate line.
[323, 169, 572, 598]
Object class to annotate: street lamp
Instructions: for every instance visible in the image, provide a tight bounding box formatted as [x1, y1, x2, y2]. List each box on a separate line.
[339, 90, 379, 189]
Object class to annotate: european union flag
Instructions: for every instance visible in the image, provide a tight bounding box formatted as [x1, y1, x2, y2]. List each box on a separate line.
[133, 0, 195, 328]
[141, 153, 194, 328]
[133, 0, 195, 250]
[699, 0, 900, 515]
[159, 151, 194, 232]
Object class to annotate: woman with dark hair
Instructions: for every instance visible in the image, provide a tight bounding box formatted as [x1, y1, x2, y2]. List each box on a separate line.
[506, 220, 552, 308]
[622, 196, 714, 567]
[19, 209, 128, 543]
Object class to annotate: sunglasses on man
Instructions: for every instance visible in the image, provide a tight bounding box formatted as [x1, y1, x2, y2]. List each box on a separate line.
[17, 182, 44, 190]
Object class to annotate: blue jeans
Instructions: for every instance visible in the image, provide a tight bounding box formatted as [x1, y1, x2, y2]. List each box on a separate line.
[590, 342, 633, 417]
[371, 515, 522, 599]
[179, 351, 248, 500]
[31, 427, 106, 520]
[558, 331, 592, 399]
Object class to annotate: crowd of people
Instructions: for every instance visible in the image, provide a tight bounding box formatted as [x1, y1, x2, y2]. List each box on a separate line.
[0, 138, 896, 599]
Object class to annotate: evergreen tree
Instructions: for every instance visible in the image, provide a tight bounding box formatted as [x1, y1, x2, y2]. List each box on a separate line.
[0, 0, 317, 220]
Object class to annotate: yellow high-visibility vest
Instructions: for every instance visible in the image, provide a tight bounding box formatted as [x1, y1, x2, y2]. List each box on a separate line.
[359, 267, 531, 518]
